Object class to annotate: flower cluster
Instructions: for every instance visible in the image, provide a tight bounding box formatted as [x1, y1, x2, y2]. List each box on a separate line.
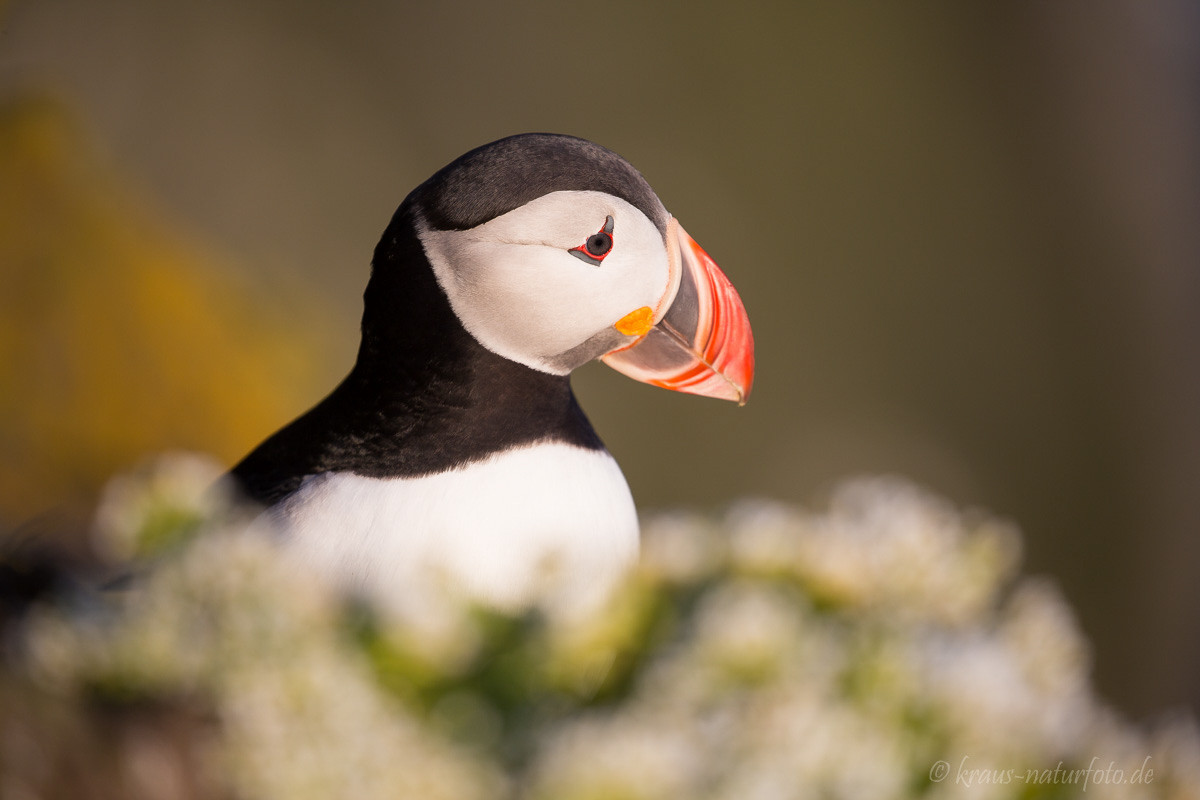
[8, 457, 1200, 800]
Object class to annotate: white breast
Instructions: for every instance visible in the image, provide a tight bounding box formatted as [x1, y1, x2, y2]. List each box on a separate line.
[267, 443, 640, 621]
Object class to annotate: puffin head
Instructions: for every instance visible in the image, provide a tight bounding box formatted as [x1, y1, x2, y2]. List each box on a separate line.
[371, 134, 754, 403]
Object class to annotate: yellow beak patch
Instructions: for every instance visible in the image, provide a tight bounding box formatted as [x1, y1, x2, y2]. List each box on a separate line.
[614, 306, 655, 337]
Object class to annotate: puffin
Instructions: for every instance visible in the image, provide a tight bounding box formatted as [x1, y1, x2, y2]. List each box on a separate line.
[231, 134, 754, 618]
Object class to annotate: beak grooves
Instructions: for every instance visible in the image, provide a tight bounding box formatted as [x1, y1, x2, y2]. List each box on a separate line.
[602, 219, 754, 404]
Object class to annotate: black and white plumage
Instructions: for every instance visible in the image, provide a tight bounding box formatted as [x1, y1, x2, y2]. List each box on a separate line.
[231, 134, 753, 616]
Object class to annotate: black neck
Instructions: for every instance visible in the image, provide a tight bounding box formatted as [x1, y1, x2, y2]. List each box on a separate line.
[230, 202, 603, 505]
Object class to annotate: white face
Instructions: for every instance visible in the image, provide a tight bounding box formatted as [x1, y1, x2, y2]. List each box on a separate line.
[417, 190, 671, 375]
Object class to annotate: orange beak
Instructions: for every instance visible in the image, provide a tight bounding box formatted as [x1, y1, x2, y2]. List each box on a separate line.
[602, 218, 755, 404]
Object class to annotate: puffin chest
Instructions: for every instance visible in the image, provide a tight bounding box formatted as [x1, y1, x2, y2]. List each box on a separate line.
[268, 442, 639, 616]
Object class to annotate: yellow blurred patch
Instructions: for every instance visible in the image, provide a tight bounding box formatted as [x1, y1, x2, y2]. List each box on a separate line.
[0, 95, 333, 522]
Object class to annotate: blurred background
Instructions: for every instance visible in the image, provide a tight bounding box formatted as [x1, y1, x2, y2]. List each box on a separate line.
[1, 0, 1196, 722]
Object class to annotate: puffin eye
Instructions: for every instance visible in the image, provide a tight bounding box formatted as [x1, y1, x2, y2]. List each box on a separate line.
[569, 215, 615, 265]
[586, 232, 612, 257]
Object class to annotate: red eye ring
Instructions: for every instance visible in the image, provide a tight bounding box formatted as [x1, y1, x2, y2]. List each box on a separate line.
[569, 215, 615, 265]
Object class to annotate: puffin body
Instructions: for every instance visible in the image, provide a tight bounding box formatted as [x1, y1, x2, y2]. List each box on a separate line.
[232, 134, 753, 616]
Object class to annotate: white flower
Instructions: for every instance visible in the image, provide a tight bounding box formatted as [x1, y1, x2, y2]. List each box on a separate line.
[14, 461, 1200, 800]
[725, 500, 806, 576]
[91, 451, 232, 562]
[530, 712, 707, 800]
[691, 581, 809, 682]
[641, 512, 725, 584]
